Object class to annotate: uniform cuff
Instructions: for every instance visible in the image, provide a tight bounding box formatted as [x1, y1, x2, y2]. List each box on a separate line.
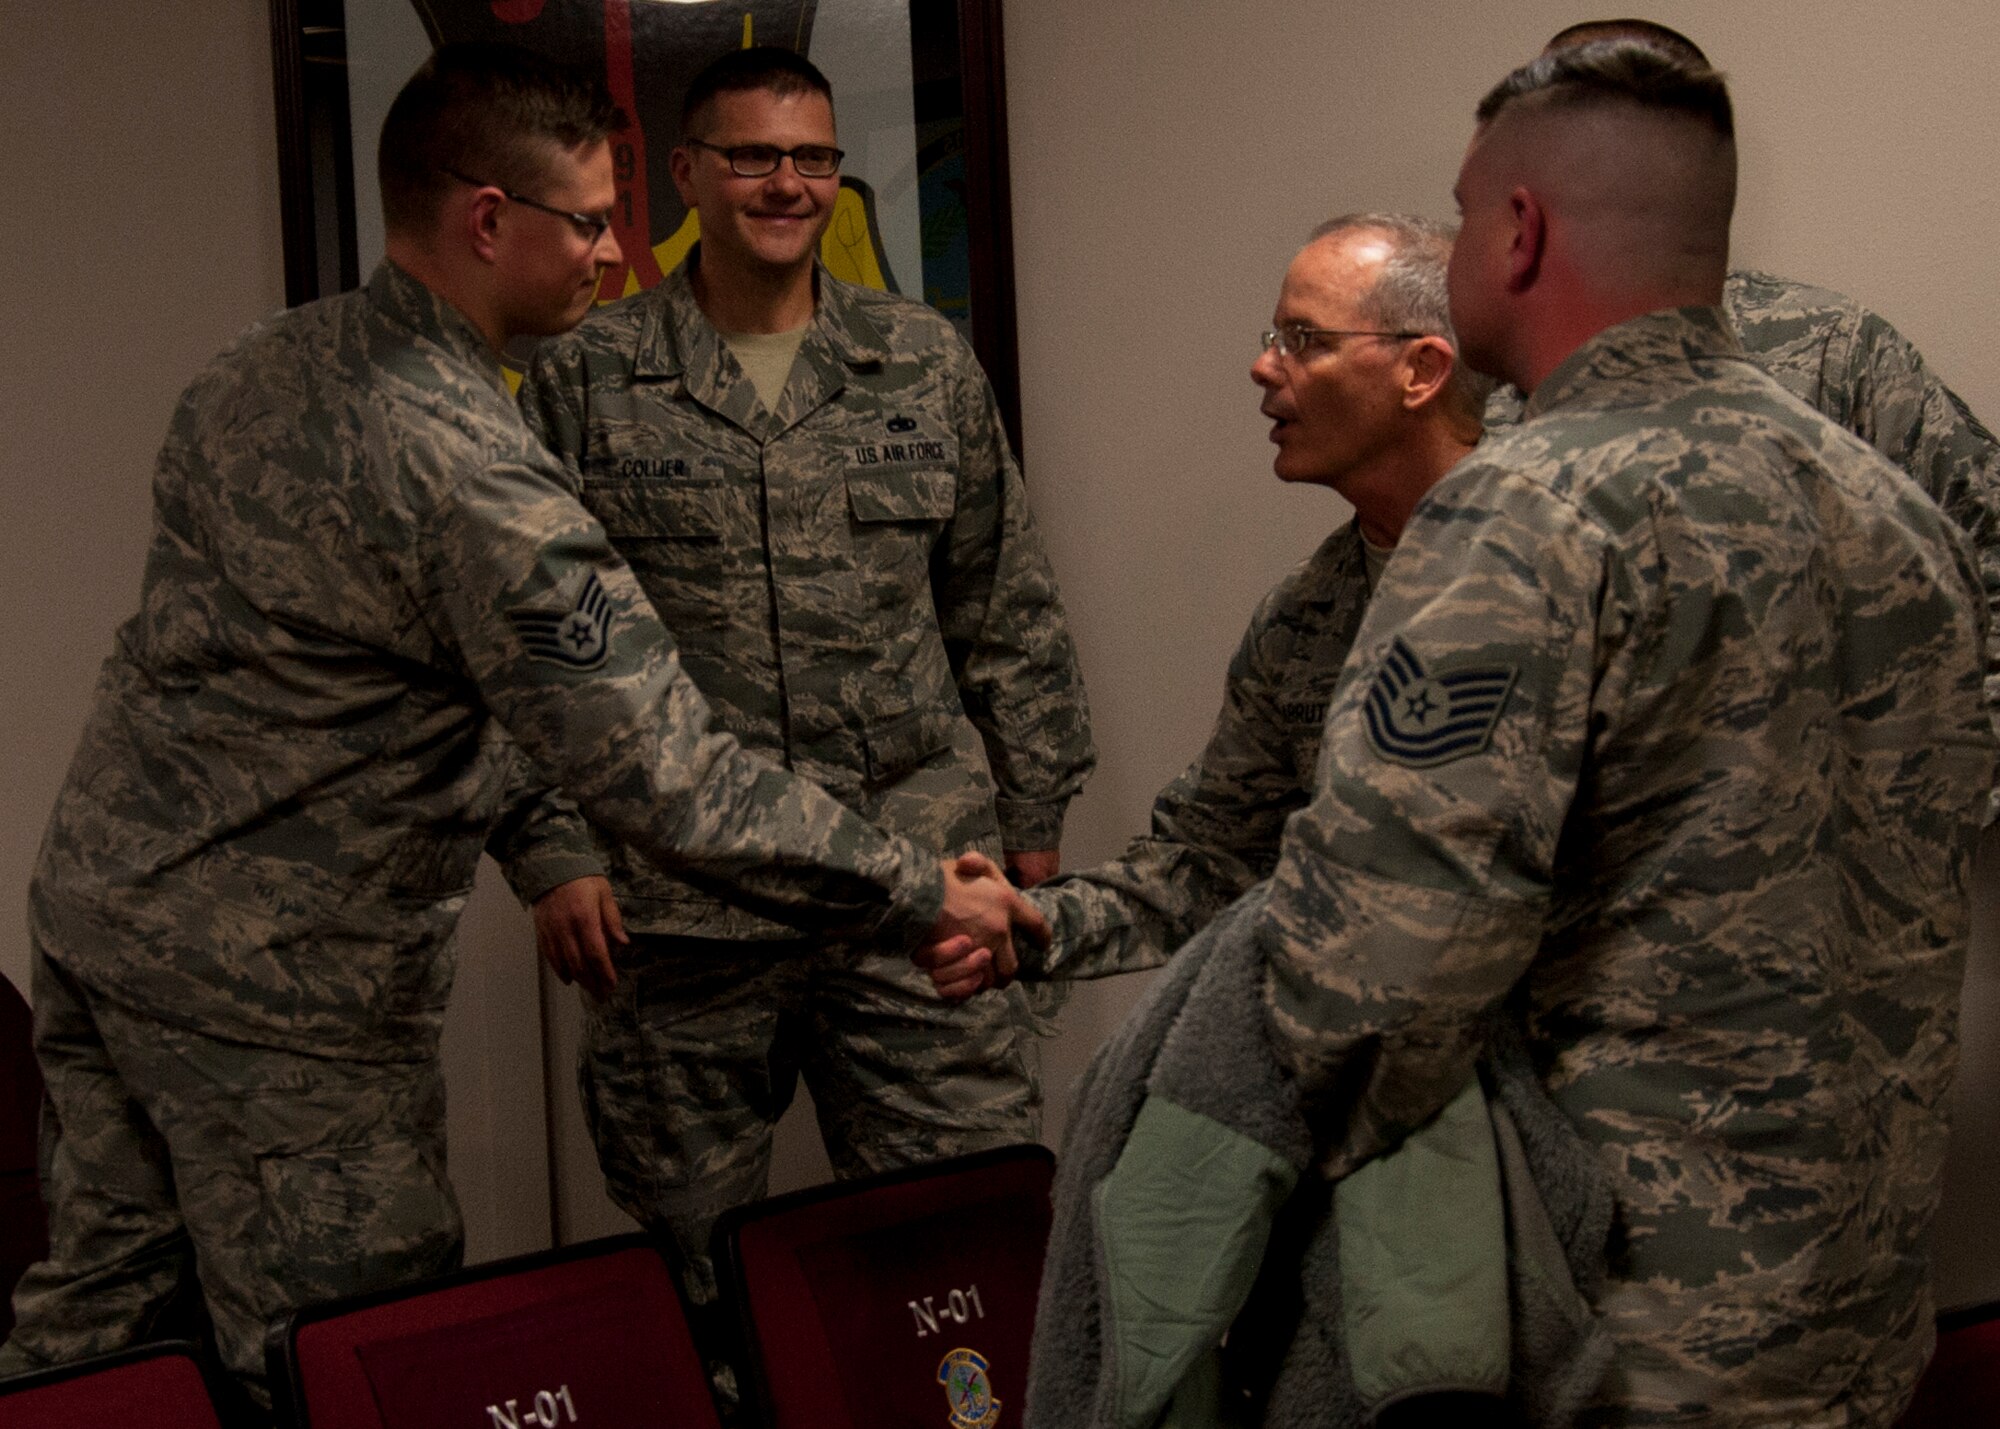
[502, 851, 608, 906]
[872, 834, 947, 955]
[994, 797, 1070, 853]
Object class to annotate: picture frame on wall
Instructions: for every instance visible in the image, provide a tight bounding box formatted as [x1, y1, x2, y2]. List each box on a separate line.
[269, 0, 1024, 450]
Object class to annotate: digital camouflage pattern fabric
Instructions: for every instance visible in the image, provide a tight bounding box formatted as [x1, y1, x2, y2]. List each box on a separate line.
[9, 260, 947, 1405]
[516, 254, 1093, 938]
[6, 954, 459, 1409]
[1260, 308, 1994, 1425]
[515, 252, 1092, 1300]
[32, 261, 944, 1056]
[1025, 523, 1373, 980]
[1491, 269, 2000, 809]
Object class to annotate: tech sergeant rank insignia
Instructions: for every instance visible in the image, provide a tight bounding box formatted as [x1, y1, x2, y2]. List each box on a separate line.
[1363, 635, 1516, 768]
[937, 1346, 1001, 1428]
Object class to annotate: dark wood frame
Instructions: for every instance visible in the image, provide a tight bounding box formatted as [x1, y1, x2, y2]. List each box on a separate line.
[268, 0, 1026, 453]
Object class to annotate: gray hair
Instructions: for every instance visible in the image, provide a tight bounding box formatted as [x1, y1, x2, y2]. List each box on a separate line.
[1307, 213, 1496, 428]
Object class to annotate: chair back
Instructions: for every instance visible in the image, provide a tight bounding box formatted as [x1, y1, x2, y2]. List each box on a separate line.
[714, 1144, 1056, 1429]
[0, 1341, 224, 1429]
[270, 1234, 720, 1429]
[0, 972, 46, 1343]
[1898, 1300, 2000, 1427]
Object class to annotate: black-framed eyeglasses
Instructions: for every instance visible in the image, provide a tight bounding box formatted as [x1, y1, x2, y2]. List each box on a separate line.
[441, 168, 613, 243]
[684, 139, 844, 179]
[1259, 324, 1426, 358]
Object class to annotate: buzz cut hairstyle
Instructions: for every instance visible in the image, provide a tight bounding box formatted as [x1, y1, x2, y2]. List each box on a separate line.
[1307, 213, 1498, 427]
[1476, 35, 1733, 138]
[679, 46, 834, 138]
[378, 42, 622, 239]
[1543, 18, 1710, 66]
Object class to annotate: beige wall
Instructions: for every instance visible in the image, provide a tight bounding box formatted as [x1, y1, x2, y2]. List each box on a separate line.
[0, 2, 551, 1264]
[1000, 0, 2000, 1310]
[4, 0, 1997, 1305]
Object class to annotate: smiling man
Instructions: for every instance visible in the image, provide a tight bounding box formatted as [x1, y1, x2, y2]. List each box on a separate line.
[1, 44, 1042, 1419]
[516, 46, 1093, 1308]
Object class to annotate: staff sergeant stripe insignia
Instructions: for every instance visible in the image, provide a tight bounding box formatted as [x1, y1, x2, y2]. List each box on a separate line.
[1363, 636, 1516, 768]
[507, 572, 613, 671]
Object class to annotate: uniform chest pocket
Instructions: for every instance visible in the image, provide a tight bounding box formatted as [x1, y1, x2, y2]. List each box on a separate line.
[842, 469, 956, 600]
[579, 479, 725, 542]
[578, 479, 729, 634]
[845, 467, 957, 525]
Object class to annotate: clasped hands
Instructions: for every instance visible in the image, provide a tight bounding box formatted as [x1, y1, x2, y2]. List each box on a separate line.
[916, 851, 1049, 1001]
[531, 851, 1045, 1003]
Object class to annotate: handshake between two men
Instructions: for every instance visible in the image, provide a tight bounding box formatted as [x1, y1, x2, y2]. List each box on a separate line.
[533, 851, 1042, 1002]
[920, 851, 1045, 1000]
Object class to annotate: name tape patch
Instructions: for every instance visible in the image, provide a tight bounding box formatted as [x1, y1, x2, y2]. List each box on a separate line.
[1362, 636, 1516, 768]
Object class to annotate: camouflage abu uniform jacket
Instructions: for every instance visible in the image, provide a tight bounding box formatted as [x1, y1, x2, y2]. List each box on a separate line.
[1026, 523, 1372, 979]
[517, 253, 1093, 938]
[1492, 269, 2000, 803]
[29, 261, 945, 1060]
[1257, 309, 1993, 1424]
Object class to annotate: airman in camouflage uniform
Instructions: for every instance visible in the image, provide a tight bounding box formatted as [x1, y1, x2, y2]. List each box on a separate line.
[514, 48, 1092, 1301]
[0, 47, 1037, 1416]
[1239, 45, 1992, 1425]
[1021, 216, 1490, 981]
[1488, 22, 2000, 785]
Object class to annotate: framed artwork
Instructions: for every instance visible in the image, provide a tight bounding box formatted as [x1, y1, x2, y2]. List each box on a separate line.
[270, 0, 1024, 450]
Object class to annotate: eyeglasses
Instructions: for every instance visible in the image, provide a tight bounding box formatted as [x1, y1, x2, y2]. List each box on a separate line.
[1258, 324, 1425, 358]
[684, 139, 844, 179]
[441, 168, 614, 243]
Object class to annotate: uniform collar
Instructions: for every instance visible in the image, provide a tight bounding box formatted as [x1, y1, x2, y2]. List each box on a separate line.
[1525, 305, 1747, 420]
[631, 246, 892, 380]
[366, 259, 509, 396]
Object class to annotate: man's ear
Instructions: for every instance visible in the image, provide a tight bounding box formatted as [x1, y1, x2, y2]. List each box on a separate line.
[668, 145, 699, 211]
[1402, 337, 1454, 411]
[465, 187, 507, 265]
[1508, 186, 1545, 292]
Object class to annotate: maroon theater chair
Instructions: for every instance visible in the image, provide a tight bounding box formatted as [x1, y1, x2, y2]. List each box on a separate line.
[0, 972, 46, 1343]
[1898, 1300, 2000, 1427]
[0, 1341, 225, 1429]
[714, 1144, 1056, 1429]
[268, 1234, 720, 1429]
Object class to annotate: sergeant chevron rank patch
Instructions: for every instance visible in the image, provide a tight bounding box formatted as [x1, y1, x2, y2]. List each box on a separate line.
[1363, 636, 1516, 768]
[506, 572, 612, 670]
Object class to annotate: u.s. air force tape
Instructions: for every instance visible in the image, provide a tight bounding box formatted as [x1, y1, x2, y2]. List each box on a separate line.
[506, 572, 612, 671]
[1363, 636, 1516, 768]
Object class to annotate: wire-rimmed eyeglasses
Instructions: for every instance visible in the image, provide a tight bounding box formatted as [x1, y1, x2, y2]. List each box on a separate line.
[1258, 324, 1425, 358]
[441, 168, 614, 243]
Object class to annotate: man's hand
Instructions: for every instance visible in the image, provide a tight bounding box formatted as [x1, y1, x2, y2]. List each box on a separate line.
[914, 852, 1049, 1000]
[531, 875, 627, 1000]
[1003, 847, 1061, 888]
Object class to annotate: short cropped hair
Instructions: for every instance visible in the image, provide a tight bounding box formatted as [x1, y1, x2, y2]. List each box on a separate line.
[379, 43, 621, 238]
[1476, 36, 1732, 138]
[1308, 213, 1497, 429]
[1544, 18, 1709, 65]
[680, 46, 833, 137]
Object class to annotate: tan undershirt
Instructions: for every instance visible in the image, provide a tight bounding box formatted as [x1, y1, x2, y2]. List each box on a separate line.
[1362, 532, 1395, 593]
[718, 324, 810, 412]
